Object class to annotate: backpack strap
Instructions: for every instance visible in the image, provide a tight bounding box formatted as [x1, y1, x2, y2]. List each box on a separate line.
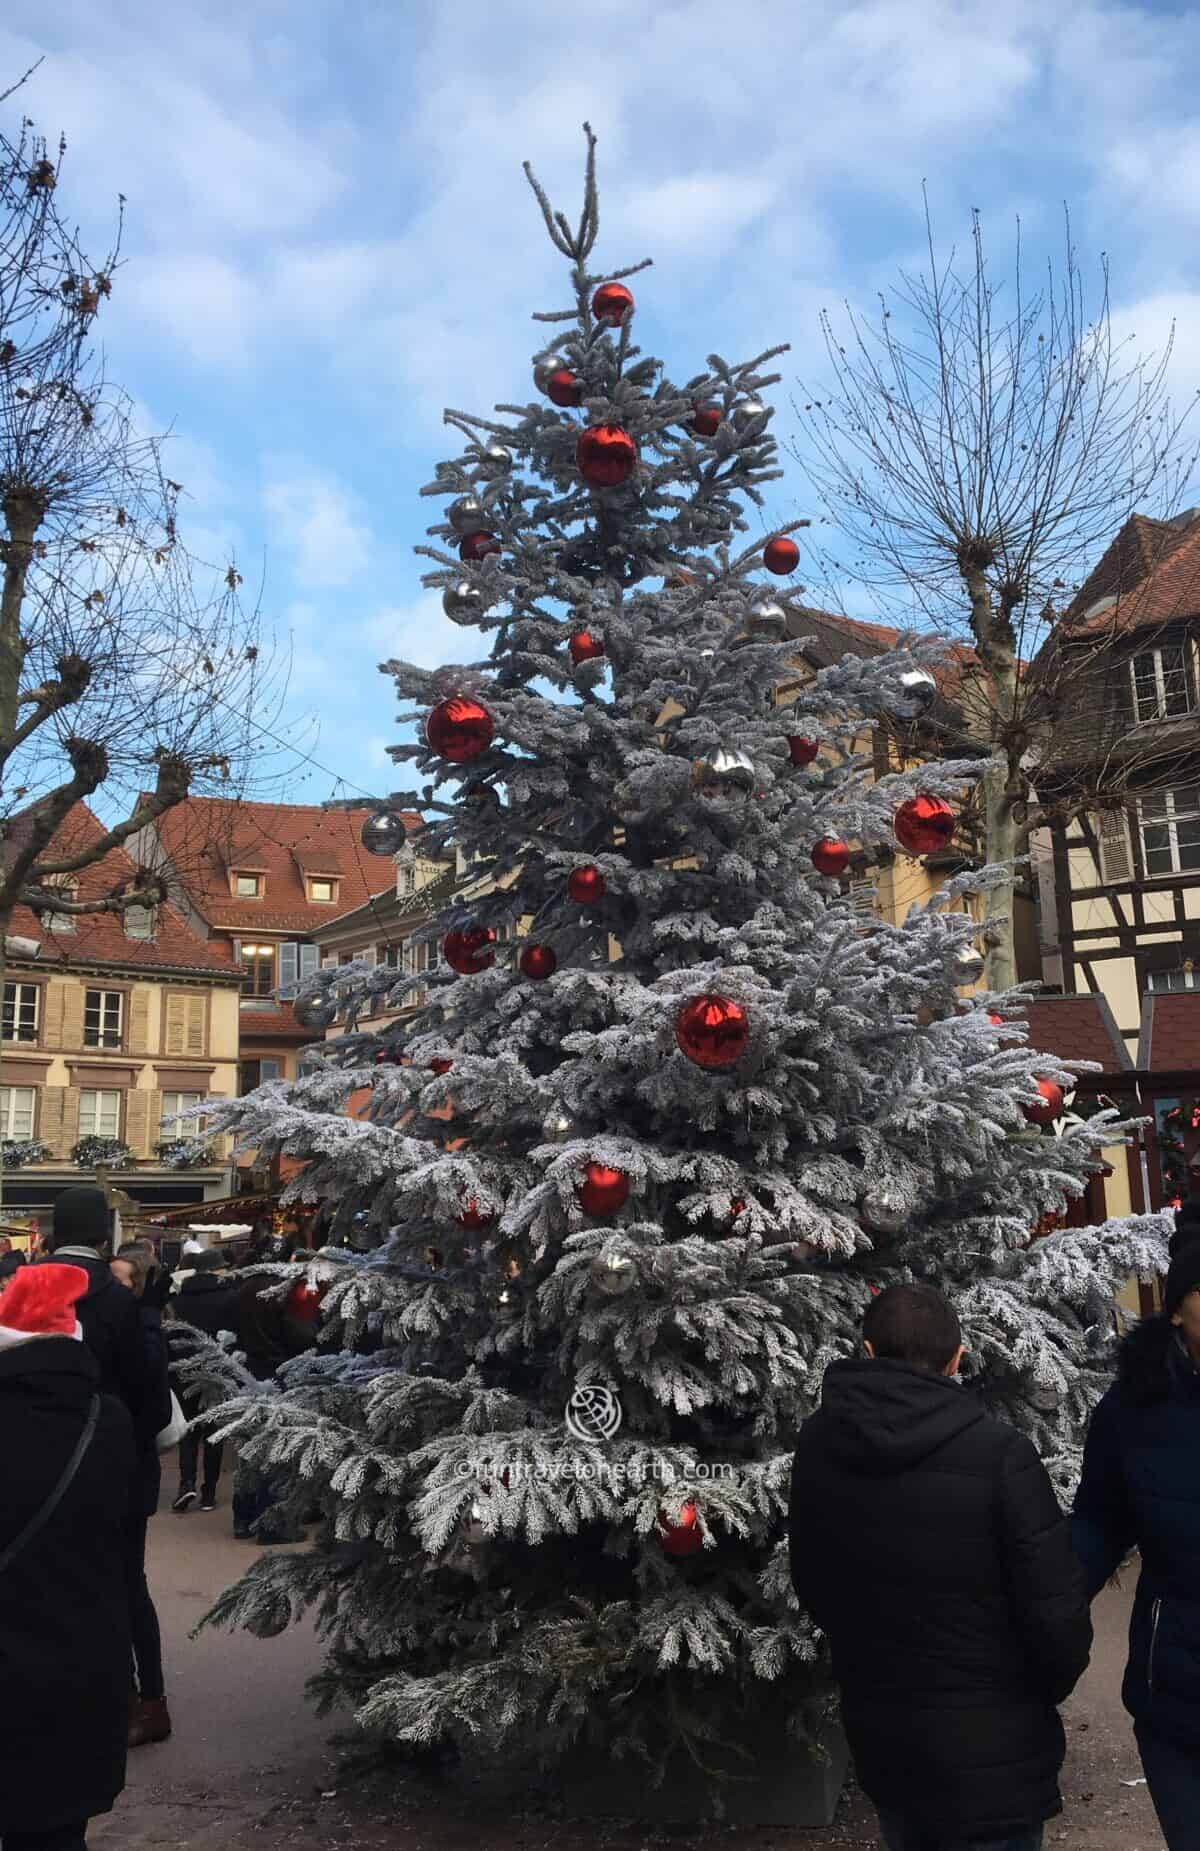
[0, 1393, 100, 1574]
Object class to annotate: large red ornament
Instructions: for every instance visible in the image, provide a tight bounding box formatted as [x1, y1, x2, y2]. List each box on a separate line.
[675, 994, 750, 1071]
[569, 629, 605, 666]
[1023, 1079, 1064, 1128]
[690, 402, 722, 437]
[811, 835, 850, 877]
[285, 1280, 326, 1324]
[592, 281, 634, 325]
[426, 696, 494, 764]
[458, 531, 501, 563]
[657, 1501, 704, 1558]
[577, 424, 638, 488]
[442, 925, 497, 974]
[577, 1162, 630, 1217]
[894, 794, 956, 857]
[519, 944, 558, 981]
[764, 536, 801, 575]
[457, 1200, 496, 1231]
[787, 735, 820, 767]
[547, 368, 584, 408]
[428, 1057, 453, 1075]
[567, 865, 606, 905]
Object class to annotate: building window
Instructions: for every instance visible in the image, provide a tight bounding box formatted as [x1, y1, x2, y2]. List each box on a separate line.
[42, 901, 76, 934]
[78, 1089, 121, 1139]
[235, 873, 262, 898]
[124, 904, 155, 940]
[307, 878, 337, 903]
[239, 1058, 281, 1095]
[377, 943, 402, 968]
[277, 942, 319, 992]
[2, 982, 39, 1043]
[1137, 787, 1200, 877]
[1130, 645, 1193, 724]
[0, 1085, 36, 1140]
[240, 942, 276, 997]
[397, 863, 417, 899]
[402, 939, 442, 977]
[160, 1090, 203, 1136]
[83, 989, 123, 1049]
[1148, 966, 1198, 993]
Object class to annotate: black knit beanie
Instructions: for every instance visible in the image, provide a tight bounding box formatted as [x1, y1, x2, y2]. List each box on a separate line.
[1165, 1236, 1200, 1320]
[51, 1185, 111, 1250]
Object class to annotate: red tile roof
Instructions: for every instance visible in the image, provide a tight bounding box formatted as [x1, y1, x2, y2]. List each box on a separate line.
[1063, 512, 1200, 637]
[152, 799, 423, 936]
[1138, 993, 1200, 1072]
[238, 1003, 312, 1042]
[5, 803, 236, 975]
[791, 605, 983, 703]
[1016, 995, 1133, 1077]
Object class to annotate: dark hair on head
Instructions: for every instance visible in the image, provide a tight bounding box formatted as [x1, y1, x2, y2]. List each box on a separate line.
[1171, 1197, 1200, 1261]
[863, 1282, 962, 1374]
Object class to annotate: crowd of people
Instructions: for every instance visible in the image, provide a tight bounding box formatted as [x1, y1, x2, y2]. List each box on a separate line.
[0, 1194, 1197, 1851]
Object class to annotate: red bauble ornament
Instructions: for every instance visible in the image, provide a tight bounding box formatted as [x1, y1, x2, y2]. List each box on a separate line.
[426, 696, 494, 764]
[577, 424, 638, 488]
[592, 281, 634, 325]
[547, 368, 584, 408]
[675, 994, 750, 1071]
[577, 1162, 630, 1217]
[457, 1200, 496, 1231]
[428, 1057, 453, 1075]
[690, 401, 722, 437]
[764, 535, 801, 575]
[894, 794, 956, 857]
[657, 1502, 704, 1558]
[286, 1280, 325, 1324]
[569, 629, 605, 665]
[442, 925, 497, 974]
[988, 1013, 1005, 1028]
[567, 865, 606, 905]
[458, 531, 501, 563]
[811, 835, 850, 877]
[665, 567, 694, 589]
[519, 944, 558, 981]
[1023, 1079, 1064, 1128]
[730, 1198, 747, 1223]
[787, 735, 820, 767]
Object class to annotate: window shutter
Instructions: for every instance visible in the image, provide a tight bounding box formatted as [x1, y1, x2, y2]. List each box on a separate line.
[185, 994, 206, 1056]
[279, 942, 299, 993]
[1095, 807, 1134, 885]
[61, 983, 84, 1051]
[127, 986, 151, 1055]
[299, 943, 319, 980]
[164, 992, 186, 1055]
[125, 1089, 152, 1156]
[42, 980, 68, 1050]
[38, 1086, 64, 1154]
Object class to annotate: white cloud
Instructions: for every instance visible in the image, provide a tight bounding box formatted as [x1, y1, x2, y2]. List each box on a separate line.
[262, 466, 371, 589]
[360, 594, 482, 673]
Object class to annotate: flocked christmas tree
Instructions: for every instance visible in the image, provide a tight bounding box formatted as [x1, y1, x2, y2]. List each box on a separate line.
[201, 132, 1170, 1789]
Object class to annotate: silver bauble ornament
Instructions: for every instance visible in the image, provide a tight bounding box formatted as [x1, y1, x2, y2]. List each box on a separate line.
[477, 442, 513, 478]
[861, 1186, 908, 1235]
[542, 1107, 578, 1143]
[744, 598, 788, 641]
[590, 1249, 637, 1297]
[534, 356, 565, 393]
[952, 944, 986, 986]
[442, 580, 486, 624]
[360, 809, 407, 856]
[448, 496, 486, 534]
[732, 396, 767, 431]
[293, 991, 336, 1032]
[693, 746, 756, 797]
[887, 667, 937, 716]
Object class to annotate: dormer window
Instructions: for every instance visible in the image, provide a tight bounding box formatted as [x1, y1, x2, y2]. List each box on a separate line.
[235, 873, 262, 898]
[1129, 645, 1193, 724]
[124, 904, 155, 941]
[308, 877, 337, 904]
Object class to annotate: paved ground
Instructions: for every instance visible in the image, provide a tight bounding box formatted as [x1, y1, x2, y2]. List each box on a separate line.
[93, 1510, 1166, 1850]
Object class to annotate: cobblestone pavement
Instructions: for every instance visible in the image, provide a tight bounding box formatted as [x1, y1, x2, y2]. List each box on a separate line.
[94, 1512, 1164, 1850]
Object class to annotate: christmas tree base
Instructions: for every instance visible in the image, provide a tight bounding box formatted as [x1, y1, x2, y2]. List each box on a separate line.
[554, 1718, 850, 1826]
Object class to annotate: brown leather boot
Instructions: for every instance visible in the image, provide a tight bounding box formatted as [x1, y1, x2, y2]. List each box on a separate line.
[128, 1695, 172, 1747]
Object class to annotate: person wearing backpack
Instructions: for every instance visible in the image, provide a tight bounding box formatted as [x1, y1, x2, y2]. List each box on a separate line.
[0, 1263, 134, 1851]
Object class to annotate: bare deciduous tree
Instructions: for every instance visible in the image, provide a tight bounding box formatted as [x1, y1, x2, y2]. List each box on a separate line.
[0, 87, 291, 951]
[795, 201, 1200, 988]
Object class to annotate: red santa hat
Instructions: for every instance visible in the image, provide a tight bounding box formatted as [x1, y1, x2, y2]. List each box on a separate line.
[0, 1263, 90, 1348]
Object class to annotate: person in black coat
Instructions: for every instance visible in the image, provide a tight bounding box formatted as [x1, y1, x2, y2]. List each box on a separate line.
[1072, 1206, 1200, 1849]
[168, 1250, 241, 1512]
[789, 1283, 1091, 1851]
[0, 1262, 134, 1851]
[45, 1187, 148, 1418]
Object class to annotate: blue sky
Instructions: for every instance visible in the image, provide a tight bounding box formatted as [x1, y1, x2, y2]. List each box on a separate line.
[3, 0, 1199, 808]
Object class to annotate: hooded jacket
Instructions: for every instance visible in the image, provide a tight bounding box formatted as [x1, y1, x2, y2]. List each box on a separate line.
[1072, 1315, 1200, 1750]
[44, 1247, 147, 1418]
[789, 1357, 1091, 1839]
